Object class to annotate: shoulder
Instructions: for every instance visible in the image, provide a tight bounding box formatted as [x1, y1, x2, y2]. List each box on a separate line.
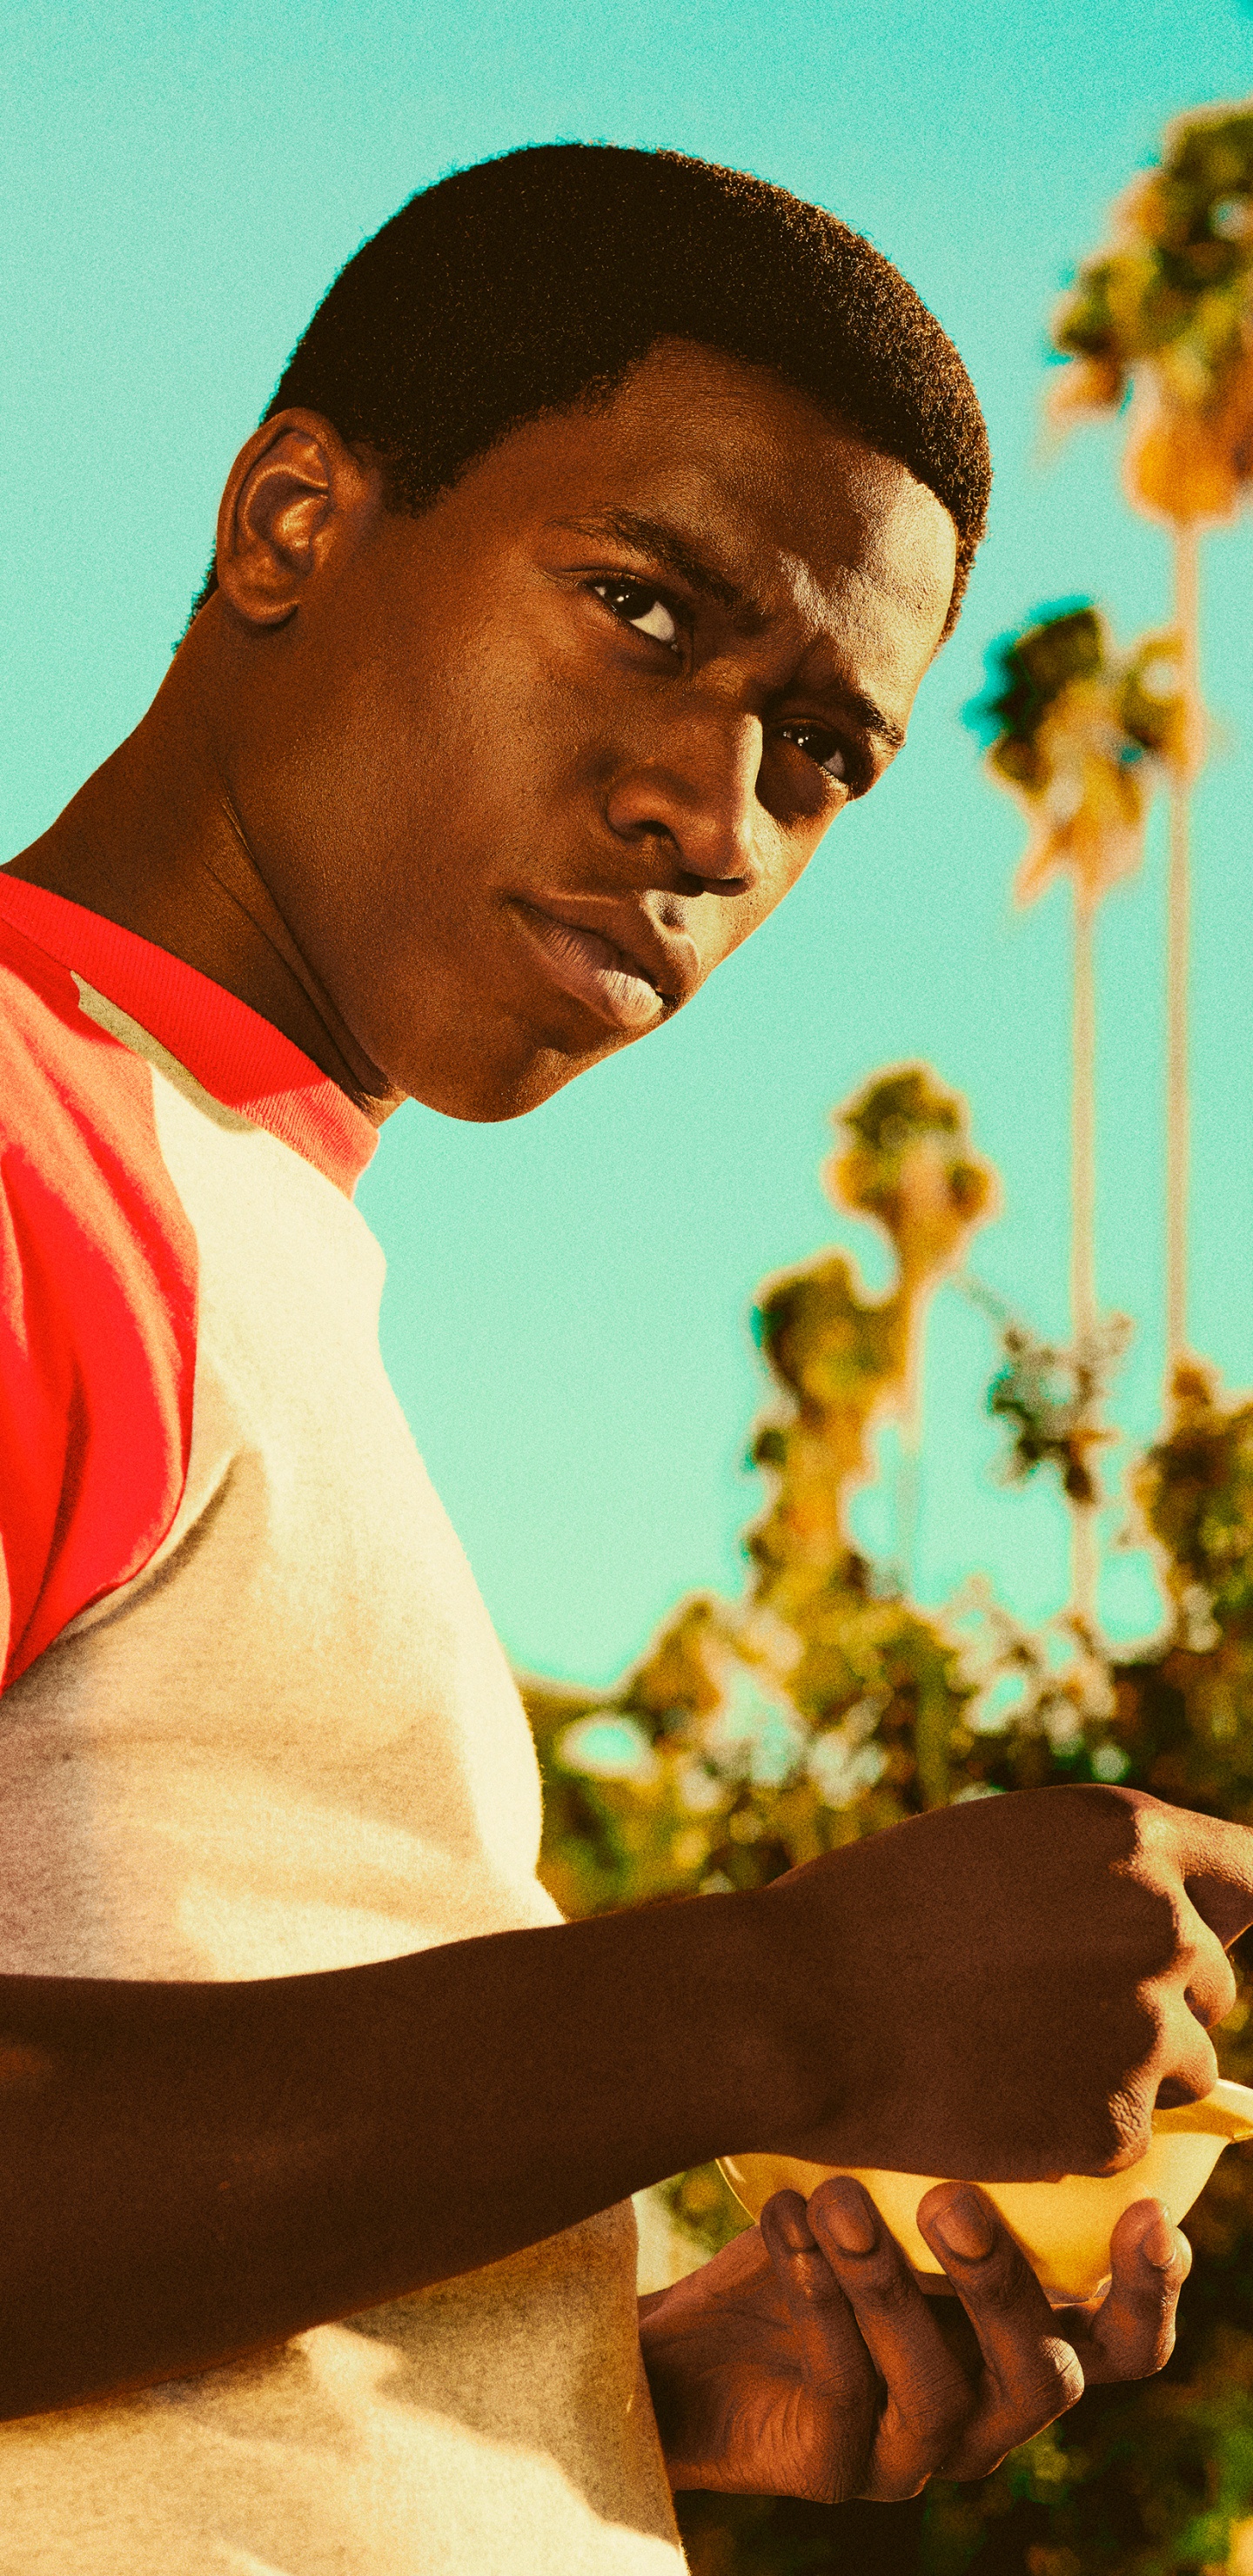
[0, 915, 198, 1687]
[1, 907, 164, 1179]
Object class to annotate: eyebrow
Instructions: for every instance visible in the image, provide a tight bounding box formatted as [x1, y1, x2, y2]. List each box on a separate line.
[551, 509, 767, 627]
[550, 507, 907, 759]
[838, 688, 906, 756]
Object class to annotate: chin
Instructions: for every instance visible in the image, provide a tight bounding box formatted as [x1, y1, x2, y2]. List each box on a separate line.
[411, 1040, 613, 1124]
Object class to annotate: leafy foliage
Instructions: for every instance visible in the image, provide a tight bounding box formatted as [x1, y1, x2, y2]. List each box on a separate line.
[967, 603, 1188, 909]
[986, 1311, 1133, 1508]
[1050, 101, 1253, 524]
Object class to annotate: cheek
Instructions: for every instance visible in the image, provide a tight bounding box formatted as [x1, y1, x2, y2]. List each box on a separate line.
[421, 619, 600, 811]
[309, 646, 487, 876]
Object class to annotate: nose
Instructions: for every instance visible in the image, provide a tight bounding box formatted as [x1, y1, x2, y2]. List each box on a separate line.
[602, 712, 763, 896]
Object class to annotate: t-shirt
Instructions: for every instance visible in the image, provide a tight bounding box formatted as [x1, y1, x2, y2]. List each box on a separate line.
[0, 871, 686, 2575]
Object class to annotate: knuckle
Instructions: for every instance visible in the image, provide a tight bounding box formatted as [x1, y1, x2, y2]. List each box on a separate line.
[1083, 2082, 1156, 2173]
[846, 2255, 919, 2319]
[1212, 1954, 1239, 2021]
[875, 2471, 930, 2505]
[867, 2443, 932, 2505]
[913, 2385, 972, 2456]
[984, 2237, 1040, 2305]
[1156, 2022, 1221, 2110]
[881, 2365, 970, 2463]
[952, 2435, 1015, 2482]
[1122, 1869, 1187, 1970]
[1022, 2345, 1085, 2421]
[783, 2253, 841, 2310]
[1125, 1791, 1181, 1864]
[1190, 1924, 1239, 2002]
[804, 2432, 865, 2508]
[1049, 2351, 1087, 2415]
[1117, 2316, 1177, 2382]
[1121, 2257, 1183, 2317]
[955, 2231, 1040, 2316]
[980, 2345, 1082, 2436]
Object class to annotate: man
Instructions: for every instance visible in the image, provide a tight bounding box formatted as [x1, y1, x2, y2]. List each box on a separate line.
[0, 141, 1248, 2573]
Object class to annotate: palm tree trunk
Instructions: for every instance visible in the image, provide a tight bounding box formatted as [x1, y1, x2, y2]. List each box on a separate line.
[1166, 523, 1200, 1376]
[895, 1311, 924, 1595]
[1071, 888, 1098, 1626]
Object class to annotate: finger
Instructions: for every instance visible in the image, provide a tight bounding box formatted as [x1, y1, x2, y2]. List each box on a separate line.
[758, 2191, 878, 2378]
[805, 2177, 975, 2501]
[1153, 1992, 1222, 2111]
[1171, 1810, 1253, 1945]
[915, 2186, 1084, 2480]
[758, 2191, 881, 2503]
[1063, 2198, 1190, 2385]
[1172, 1892, 1239, 2033]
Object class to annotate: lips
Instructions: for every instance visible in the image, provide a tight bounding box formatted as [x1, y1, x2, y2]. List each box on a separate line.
[509, 899, 699, 1036]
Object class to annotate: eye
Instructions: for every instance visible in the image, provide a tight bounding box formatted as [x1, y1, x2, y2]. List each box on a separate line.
[590, 577, 680, 650]
[775, 721, 856, 787]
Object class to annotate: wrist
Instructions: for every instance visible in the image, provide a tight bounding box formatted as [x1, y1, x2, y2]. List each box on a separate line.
[658, 1878, 828, 2162]
[731, 1860, 857, 2155]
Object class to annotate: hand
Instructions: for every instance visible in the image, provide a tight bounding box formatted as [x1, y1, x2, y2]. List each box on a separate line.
[637, 2175, 1189, 2502]
[758, 1785, 1253, 2180]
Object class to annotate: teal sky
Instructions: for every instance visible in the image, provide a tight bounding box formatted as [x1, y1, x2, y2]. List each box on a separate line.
[4, 0, 1250, 1687]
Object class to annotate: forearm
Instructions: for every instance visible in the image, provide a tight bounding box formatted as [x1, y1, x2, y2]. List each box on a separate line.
[0, 1889, 792, 2419]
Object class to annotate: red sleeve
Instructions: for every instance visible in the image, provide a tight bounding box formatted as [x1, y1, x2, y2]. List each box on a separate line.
[0, 920, 197, 1689]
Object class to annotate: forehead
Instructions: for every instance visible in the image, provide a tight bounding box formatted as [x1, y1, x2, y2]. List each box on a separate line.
[456, 337, 958, 694]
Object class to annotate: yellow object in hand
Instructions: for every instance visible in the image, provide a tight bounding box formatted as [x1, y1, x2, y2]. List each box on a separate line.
[719, 2080, 1253, 2305]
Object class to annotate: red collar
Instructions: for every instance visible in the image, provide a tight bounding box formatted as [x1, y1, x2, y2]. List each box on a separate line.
[0, 875, 378, 1197]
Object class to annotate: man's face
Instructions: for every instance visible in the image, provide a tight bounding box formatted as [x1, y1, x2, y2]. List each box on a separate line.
[223, 339, 958, 1120]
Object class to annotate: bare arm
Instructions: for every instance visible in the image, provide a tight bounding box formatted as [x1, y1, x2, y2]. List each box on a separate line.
[3, 1783, 1252, 2425]
[0, 1892, 781, 2422]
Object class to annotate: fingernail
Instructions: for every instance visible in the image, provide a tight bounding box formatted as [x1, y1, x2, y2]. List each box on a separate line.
[774, 2197, 814, 2252]
[821, 2179, 879, 2255]
[930, 2189, 995, 2262]
[1141, 2208, 1176, 2270]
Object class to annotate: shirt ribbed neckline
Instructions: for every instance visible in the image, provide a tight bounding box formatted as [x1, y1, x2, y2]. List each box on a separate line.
[0, 873, 378, 1196]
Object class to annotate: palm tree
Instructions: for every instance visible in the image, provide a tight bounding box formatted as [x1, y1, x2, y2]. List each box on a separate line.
[1049, 101, 1253, 1370]
[826, 1069, 995, 1592]
[971, 603, 1188, 1620]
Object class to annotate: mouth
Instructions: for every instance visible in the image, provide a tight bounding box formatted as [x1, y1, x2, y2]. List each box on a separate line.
[508, 900, 677, 1036]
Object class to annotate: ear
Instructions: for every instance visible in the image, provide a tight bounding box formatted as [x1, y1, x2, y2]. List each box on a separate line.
[212, 409, 380, 629]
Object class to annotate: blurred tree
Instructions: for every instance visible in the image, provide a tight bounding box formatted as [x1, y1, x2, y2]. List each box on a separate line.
[968, 602, 1186, 1618]
[1049, 100, 1253, 1365]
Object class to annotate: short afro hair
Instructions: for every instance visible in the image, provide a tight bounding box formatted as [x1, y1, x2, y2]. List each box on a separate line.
[193, 144, 989, 635]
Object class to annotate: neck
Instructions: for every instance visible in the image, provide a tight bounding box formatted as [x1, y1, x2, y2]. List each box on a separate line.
[4, 621, 405, 1126]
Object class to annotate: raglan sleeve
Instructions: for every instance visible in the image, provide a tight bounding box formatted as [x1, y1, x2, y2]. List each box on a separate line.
[0, 955, 197, 1693]
[0, 1144, 70, 1686]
